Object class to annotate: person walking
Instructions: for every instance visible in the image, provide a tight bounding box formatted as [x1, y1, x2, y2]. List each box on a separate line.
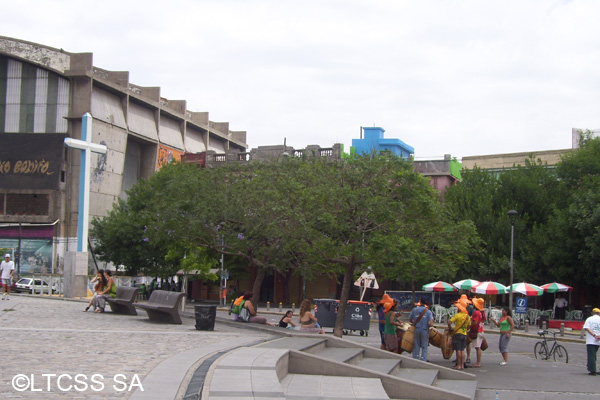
[1, 254, 15, 300]
[583, 307, 600, 375]
[409, 297, 433, 361]
[448, 301, 470, 370]
[470, 297, 486, 367]
[490, 307, 514, 365]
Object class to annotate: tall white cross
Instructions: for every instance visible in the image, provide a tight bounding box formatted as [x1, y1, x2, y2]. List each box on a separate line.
[64, 113, 107, 252]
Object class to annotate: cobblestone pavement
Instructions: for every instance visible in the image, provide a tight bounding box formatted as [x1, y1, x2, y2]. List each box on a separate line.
[0, 296, 272, 399]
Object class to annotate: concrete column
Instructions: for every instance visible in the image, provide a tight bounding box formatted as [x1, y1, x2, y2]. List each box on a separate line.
[63, 251, 88, 298]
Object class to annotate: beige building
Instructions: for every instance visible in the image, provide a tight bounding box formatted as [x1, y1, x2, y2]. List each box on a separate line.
[0, 36, 247, 275]
[461, 148, 572, 171]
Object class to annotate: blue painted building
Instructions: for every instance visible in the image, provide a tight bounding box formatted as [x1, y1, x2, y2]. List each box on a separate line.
[352, 127, 414, 159]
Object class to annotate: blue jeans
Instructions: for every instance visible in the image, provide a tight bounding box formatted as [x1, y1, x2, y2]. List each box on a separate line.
[587, 344, 599, 373]
[412, 329, 429, 361]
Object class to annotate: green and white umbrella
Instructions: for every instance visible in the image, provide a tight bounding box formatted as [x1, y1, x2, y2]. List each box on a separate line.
[541, 282, 573, 293]
[510, 282, 544, 296]
[452, 279, 481, 291]
[422, 281, 457, 292]
[472, 281, 507, 295]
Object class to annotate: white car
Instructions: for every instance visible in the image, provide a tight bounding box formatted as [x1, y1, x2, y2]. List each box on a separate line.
[15, 278, 56, 294]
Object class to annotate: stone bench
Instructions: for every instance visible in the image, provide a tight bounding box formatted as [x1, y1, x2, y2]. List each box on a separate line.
[105, 286, 139, 315]
[135, 290, 184, 324]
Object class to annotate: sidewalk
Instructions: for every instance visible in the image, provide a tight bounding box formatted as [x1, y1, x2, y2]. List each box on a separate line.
[3, 294, 598, 400]
[0, 294, 276, 399]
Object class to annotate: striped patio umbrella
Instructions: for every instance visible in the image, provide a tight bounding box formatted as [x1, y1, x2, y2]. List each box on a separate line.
[541, 282, 573, 293]
[510, 282, 544, 296]
[472, 281, 507, 295]
[452, 279, 481, 291]
[422, 281, 457, 292]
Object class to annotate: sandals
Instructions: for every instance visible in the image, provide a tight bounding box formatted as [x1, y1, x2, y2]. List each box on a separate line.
[83, 306, 90, 312]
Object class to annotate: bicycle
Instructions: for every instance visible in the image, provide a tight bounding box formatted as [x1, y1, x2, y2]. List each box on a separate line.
[534, 330, 569, 363]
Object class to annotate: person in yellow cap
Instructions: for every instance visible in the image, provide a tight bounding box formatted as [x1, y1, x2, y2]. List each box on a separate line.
[448, 301, 471, 369]
[584, 307, 600, 375]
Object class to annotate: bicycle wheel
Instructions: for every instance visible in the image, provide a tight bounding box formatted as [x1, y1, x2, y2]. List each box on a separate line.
[534, 341, 548, 360]
[553, 344, 569, 363]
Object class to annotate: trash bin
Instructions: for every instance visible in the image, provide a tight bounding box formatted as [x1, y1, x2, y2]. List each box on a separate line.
[314, 299, 338, 328]
[344, 301, 372, 335]
[539, 314, 549, 329]
[195, 305, 217, 331]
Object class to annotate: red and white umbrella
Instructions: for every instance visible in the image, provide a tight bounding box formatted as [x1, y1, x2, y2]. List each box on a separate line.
[541, 282, 573, 293]
[453, 279, 481, 291]
[422, 281, 457, 292]
[472, 281, 507, 295]
[510, 282, 544, 296]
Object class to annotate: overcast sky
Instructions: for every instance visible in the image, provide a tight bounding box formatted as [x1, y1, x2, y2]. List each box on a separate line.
[3, 0, 600, 159]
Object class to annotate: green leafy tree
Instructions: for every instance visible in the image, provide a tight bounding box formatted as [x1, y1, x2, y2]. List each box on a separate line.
[93, 154, 479, 336]
[539, 133, 600, 291]
[445, 157, 560, 284]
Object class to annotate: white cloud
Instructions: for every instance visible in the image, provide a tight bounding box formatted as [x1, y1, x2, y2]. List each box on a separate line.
[2, 0, 600, 159]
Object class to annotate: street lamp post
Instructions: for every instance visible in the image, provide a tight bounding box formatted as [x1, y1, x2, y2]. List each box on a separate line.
[508, 209, 519, 311]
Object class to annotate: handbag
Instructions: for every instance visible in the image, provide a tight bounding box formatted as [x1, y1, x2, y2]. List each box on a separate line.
[238, 307, 251, 322]
[468, 324, 479, 340]
[481, 336, 488, 351]
[468, 310, 484, 339]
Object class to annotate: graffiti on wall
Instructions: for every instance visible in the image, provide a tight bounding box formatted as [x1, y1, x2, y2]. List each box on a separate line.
[156, 145, 182, 170]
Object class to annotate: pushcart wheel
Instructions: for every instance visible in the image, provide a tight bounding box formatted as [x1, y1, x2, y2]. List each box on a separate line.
[365, 331, 368, 337]
[343, 330, 349, 335]
[360, 330, 364, 336]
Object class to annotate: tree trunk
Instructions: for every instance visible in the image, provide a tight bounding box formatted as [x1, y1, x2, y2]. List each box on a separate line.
[333, 259, 355, 338]
[281, 269, 292, 305]
[251, 267, 266, 310]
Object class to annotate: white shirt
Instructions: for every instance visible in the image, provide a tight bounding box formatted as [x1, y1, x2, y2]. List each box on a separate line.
[583, 314, 600, 345]
[0, 260, 14, 279]
[554, 298, 568, 308]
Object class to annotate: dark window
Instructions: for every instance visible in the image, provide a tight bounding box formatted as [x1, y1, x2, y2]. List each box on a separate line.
[5, 193, 49, 215]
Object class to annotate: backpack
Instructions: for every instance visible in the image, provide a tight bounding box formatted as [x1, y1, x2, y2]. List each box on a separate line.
[467, 304, 475, 317]
[230, 296, 245, 315]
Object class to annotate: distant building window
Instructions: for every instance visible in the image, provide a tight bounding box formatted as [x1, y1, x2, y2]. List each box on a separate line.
[4, 193, 49, 216]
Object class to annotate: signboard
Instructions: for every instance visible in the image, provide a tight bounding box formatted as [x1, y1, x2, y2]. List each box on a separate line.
[0, 133, 65, 189]
[515, 297, 528, 314]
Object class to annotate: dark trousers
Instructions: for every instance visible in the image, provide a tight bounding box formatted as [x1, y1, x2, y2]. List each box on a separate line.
[587, 344, 599, 373]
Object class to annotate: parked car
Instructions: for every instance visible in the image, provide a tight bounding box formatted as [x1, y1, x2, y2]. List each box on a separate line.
[14, 278, 56, 294]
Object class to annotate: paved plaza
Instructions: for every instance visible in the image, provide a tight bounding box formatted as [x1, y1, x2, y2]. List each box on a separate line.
[1, 294, 600, 399]
[0, 295, 275, 399]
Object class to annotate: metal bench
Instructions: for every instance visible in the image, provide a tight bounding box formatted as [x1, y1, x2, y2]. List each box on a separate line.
[105, 286, 140, 315]
[135, 290, 185, 324]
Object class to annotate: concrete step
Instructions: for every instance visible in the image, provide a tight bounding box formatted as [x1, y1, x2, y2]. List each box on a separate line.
[353, 357, 401, 375]
[257, 336, 327, 351]
[434, 379, 477, 400]
[394, 368, 438, 386]
[281, 373, 390, 400]
[310, 347, 365, 363]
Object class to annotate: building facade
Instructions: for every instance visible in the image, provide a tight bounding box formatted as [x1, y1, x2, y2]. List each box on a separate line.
[0, 36, 247, 276]
[352, 127, 414, 159]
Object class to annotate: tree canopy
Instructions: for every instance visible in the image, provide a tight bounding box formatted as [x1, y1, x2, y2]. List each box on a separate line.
[445, 133, 600, 304]
[92, 152, 479, 337]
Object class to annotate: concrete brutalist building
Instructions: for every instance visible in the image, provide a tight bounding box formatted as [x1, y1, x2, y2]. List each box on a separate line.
[0, 36, 248, 276]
